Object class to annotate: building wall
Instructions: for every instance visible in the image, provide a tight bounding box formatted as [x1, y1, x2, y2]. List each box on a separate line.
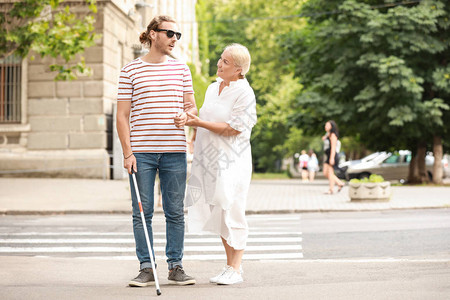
[0, 0, 198, 178]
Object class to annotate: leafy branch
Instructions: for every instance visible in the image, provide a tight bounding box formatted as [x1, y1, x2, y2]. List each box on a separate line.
[0, 0, 100, 80]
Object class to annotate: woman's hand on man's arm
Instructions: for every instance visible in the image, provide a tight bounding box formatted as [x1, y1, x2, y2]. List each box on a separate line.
[185, 112, 240, 137]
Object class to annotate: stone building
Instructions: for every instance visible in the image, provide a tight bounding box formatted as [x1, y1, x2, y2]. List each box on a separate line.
[0, 0, 198, 179]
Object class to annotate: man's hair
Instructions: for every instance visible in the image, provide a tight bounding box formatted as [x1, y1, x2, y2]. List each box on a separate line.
[139, 15, 176, 47]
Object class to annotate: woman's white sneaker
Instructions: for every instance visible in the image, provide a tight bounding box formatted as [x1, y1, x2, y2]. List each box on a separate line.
[209, 266, 231, 283]
[216, 268, 243, 285]
[210, 265, 244, 284]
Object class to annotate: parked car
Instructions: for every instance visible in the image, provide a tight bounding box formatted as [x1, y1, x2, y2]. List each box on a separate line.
[336, 152, 386, 180]
[345, 150, 449, 182]
[338, 152, 384, 169]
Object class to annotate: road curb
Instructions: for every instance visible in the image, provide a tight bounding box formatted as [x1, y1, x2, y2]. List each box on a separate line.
[1, 206, 448, 216]
[0, 210, 132, 215]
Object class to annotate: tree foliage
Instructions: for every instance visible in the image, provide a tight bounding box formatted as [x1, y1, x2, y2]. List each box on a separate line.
[282, 0, 450, 152]
[0, 0, 100, 80]
[196, 0, 449, 174]
[196, 0, 306, 171]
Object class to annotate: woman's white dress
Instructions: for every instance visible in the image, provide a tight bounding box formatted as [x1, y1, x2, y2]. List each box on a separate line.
[185, 78, 256, 250]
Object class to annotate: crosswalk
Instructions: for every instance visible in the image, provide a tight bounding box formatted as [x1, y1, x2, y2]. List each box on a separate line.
[0, 215, 303, 260]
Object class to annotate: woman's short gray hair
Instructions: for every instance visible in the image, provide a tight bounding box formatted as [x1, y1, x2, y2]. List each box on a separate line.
[224, 43, 251, 77]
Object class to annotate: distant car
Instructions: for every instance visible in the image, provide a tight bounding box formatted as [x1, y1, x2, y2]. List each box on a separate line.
[345, 150, 449, 182]
[339, 152, 384, 169]
[336, 152, 385, 180]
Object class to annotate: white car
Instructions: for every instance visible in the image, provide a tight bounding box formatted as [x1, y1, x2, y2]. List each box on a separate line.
[346, 150, 449, 182]
[336, 152, 386, 180]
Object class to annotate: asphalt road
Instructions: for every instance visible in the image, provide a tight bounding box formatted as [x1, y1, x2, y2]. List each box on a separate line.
[1, 209, 449, 261]
[1, 209, 449, 300]
[301, 209, 450, 260]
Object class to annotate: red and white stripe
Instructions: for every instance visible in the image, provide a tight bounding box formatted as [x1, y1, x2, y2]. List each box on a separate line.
[117, 58, 194, 153]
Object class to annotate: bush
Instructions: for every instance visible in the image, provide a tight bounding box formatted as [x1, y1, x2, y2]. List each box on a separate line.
[350, 174, 385, 183]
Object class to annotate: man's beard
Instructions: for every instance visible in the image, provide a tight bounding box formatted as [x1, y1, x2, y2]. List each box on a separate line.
[155, 40, 172, 56]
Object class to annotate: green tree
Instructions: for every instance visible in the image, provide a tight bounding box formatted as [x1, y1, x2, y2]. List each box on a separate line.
[196, 0, 306, 171]
[196, 0, 252, 78]
[188, 63, 210, 109]
[282, 0, 450, 182]
[1, 0, 99, 80]
[252, 73, 302, 171]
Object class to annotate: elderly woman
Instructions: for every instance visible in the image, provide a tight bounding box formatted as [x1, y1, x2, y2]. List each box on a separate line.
[184, 43, 256, 285]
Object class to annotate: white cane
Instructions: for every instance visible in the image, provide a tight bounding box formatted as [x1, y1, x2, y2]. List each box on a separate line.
[131, 171, 162, 296]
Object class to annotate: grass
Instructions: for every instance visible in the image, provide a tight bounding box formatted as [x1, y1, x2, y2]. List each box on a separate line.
[252, 172, 291, 180]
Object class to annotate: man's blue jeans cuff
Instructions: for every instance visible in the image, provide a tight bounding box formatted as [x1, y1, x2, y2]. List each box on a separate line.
[168, 262, 182, 270]
[140, 262, 154, 270]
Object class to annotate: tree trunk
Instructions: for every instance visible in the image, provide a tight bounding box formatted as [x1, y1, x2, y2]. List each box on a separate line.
[408, 154, 420, 183]
[417, 142, 429, 183]
[433, 135, 443, 184]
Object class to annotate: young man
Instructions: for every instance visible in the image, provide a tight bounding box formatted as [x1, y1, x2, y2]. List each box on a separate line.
[116, 15, 197, 286]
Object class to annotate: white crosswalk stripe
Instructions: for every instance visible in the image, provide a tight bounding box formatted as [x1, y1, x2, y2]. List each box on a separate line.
[0, 237, 302, 244]
[0, 215, 303, 260]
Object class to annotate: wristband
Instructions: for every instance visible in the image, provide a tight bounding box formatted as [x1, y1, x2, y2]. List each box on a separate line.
[124, 153, 134, 159]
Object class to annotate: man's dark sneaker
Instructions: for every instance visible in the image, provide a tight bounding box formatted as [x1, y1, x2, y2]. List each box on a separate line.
[129, 268, 155, 287]
[168, 266, 196, 285]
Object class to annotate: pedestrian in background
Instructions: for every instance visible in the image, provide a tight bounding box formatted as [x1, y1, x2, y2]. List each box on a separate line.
[116, 15, 197, 287]
[299, 150, 309, 182]
[307, 150, 319, 182]
[322, 120, 344, 194]
[185, 43, 256, 285]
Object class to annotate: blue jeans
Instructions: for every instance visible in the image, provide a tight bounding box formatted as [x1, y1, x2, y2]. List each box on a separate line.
[129, 153, 187, 270]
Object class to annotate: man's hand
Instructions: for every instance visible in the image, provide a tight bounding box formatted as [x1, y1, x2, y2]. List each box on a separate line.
[174, 112, 188, 128]
[124, 154, 137, 174]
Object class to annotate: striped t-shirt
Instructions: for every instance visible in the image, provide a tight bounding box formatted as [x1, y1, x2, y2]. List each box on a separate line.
[117, 58, 194, 153]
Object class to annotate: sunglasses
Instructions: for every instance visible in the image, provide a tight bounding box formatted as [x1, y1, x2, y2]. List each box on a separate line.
[155, 29, 182, 40]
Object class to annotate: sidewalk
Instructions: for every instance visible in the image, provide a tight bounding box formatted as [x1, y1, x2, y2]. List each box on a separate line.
[0, 177, 449, 214]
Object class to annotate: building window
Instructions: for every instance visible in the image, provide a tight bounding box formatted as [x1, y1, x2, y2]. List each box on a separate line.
[0, 55, 22, 123]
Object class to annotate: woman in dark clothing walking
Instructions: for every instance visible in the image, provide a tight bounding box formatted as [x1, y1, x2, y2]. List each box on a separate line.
[322, 120, 344, 194]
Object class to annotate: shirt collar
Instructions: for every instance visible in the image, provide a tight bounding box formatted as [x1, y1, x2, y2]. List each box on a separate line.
[216, 77, 248, 89]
